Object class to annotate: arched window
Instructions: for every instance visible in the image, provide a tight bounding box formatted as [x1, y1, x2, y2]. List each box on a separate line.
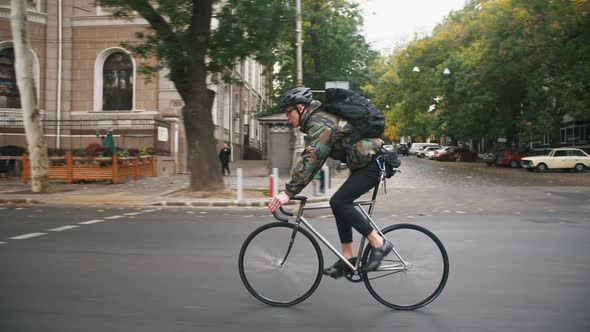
[102, 52, 133, 110]
[0, 48, 20, 109]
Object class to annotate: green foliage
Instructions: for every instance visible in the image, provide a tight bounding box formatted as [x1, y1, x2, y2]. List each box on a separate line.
[370, 0, 590, 147]
[273, 0, 379, 97]
[97, 0, 292, 86]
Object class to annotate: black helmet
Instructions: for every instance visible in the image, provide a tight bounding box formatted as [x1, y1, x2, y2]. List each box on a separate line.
[278, 87, 312, 111]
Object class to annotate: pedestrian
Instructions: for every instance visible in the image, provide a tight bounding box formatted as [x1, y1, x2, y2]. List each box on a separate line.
[267, 87, 393, 279]
[219, 143, 231, 176]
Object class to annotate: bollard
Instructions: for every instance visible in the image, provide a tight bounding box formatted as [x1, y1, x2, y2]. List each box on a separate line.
[236, 168, 243, 202]
[323, 166, 330, 196]
[272, 168, 279, 198]
[269, 175, 274, 197]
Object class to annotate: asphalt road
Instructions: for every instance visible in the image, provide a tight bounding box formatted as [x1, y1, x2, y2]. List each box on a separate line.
[1, 157, 589, 332]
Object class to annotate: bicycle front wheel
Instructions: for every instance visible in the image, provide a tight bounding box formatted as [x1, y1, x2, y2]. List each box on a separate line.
[238, 222, 323, 307]
[362, 223, 449, 310]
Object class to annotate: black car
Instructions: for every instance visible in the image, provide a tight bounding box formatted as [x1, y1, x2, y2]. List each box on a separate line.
[396, 144, 409, 156]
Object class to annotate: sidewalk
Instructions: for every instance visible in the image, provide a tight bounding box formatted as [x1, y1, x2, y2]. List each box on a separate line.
[0, 160, 347, 207]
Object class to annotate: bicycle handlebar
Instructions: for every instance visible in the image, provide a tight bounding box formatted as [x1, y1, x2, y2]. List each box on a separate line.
[270, 196, 307, 222]
[271, 211, 289, 223]
[280, 206, 293, 216]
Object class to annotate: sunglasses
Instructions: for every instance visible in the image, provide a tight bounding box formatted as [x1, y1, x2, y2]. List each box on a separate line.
[284, 106, 298, 115]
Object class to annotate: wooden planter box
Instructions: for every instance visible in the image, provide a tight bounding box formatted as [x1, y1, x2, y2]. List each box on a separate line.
[22, 154, 156, 185]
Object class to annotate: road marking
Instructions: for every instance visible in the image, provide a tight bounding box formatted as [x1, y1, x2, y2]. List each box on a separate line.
[142, 209, 157, 213]
[10, 232, 46, 240]
[105, 215, 124, 220]
[49, 225, 80, 232]
[79, 219, 104, 225]
[124, 212, 142, 216]
[0, 241, 6, 244]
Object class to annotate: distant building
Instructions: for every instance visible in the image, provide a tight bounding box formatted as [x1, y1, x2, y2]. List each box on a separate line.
[0, 1, 270, 174]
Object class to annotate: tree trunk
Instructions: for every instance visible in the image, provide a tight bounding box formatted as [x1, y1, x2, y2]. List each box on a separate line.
[550, 98, 562, 148]
[183, 89, 223, 191]
[10, 0, 50, 193]
[179, 0, 223, 191]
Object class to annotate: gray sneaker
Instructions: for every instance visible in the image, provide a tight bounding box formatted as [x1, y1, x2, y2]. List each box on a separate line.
[362, 240, 393, 272]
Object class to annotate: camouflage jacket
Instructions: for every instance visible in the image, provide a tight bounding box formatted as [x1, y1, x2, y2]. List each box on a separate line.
[285, 100, 383, 198]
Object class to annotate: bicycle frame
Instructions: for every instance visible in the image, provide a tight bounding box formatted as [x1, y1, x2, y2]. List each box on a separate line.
[278, 184, 409, 274]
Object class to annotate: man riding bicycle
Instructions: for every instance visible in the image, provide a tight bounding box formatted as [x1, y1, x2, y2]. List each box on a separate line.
[267, 87, 393, 278]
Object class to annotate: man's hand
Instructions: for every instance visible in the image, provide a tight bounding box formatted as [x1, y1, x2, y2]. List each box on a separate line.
[268, 191, 291, 213]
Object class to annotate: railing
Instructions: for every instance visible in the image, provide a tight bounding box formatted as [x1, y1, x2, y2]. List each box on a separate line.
[0, 114, 171, 156]
[22, 154, 156, 185]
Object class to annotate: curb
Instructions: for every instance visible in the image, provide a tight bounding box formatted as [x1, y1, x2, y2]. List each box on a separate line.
[0, 198, 44, 204]
[150, 195, 332, 208]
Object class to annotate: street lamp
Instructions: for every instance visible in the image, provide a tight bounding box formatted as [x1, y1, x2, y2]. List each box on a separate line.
[412, 66, 451, 75]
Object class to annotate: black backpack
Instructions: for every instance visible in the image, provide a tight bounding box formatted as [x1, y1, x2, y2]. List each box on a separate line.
[319, 88, 385, 143]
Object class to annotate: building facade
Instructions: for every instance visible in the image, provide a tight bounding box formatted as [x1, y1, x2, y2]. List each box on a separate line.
[0, 1, 270, 174]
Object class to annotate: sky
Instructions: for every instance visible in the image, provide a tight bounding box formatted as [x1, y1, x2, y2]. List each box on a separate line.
[357, 0, 468, 53]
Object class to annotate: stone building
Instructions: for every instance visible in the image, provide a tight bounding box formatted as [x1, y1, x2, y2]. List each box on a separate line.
[0, 1, 270, 175]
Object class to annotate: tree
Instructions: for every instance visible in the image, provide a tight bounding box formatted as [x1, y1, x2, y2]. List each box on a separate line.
[273, 0, 378, 99]
[99, 0, 292, 191]
[10, 0, 50, 193]
[372, 0, 590, 149]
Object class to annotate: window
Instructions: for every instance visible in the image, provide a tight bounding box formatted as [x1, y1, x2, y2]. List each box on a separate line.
[554, 150, 568, 157]
[0, 48, 20, 109]
[102, 52, 133, 111]
[573, 150, 585, 157]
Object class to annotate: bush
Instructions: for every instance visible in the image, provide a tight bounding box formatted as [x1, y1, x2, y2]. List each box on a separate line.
[117, 149, 129, 158]
[47, 148, 66, 157]
[100, 148, 113, 157]
[138, 146, 152, 156]
[128, 148, 140, 157]
[85, 143, 104, 157]
[71, 148, 87, 157]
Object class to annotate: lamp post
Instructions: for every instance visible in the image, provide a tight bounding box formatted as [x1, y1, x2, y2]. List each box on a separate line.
[295, 0, 303, 87]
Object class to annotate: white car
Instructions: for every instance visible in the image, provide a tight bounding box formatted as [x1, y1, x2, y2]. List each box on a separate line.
[521, 148, 590, 172]
[410, 143, 440, 156]
[419, 146, 441, 158]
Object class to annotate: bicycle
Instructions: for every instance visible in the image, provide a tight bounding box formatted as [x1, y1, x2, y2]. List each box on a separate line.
[238, 166, 449, 310]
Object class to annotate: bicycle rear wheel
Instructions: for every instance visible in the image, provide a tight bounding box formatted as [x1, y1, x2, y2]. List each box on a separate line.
[362, 223, 449, 310]
[238, 222, 323, 307]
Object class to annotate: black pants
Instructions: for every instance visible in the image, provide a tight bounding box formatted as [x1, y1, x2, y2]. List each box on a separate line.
[329, 160, 381, 243]
[221, 162, 230, 175]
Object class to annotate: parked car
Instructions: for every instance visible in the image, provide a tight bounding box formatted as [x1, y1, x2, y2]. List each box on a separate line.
[418, 146, 441, 158]
[521, 148, 590, 172]
[497, 149, 534, 168]
[409, 143, 440, 155]
[396, 144, 409, 156]
[482, 148, 541, 167]
[434, 147, 477, 162]
[428, 146, 453, 160]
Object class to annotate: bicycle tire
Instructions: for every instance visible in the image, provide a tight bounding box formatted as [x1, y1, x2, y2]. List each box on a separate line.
[238, 222, 323, 307]
[362, 223, 449, 310]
